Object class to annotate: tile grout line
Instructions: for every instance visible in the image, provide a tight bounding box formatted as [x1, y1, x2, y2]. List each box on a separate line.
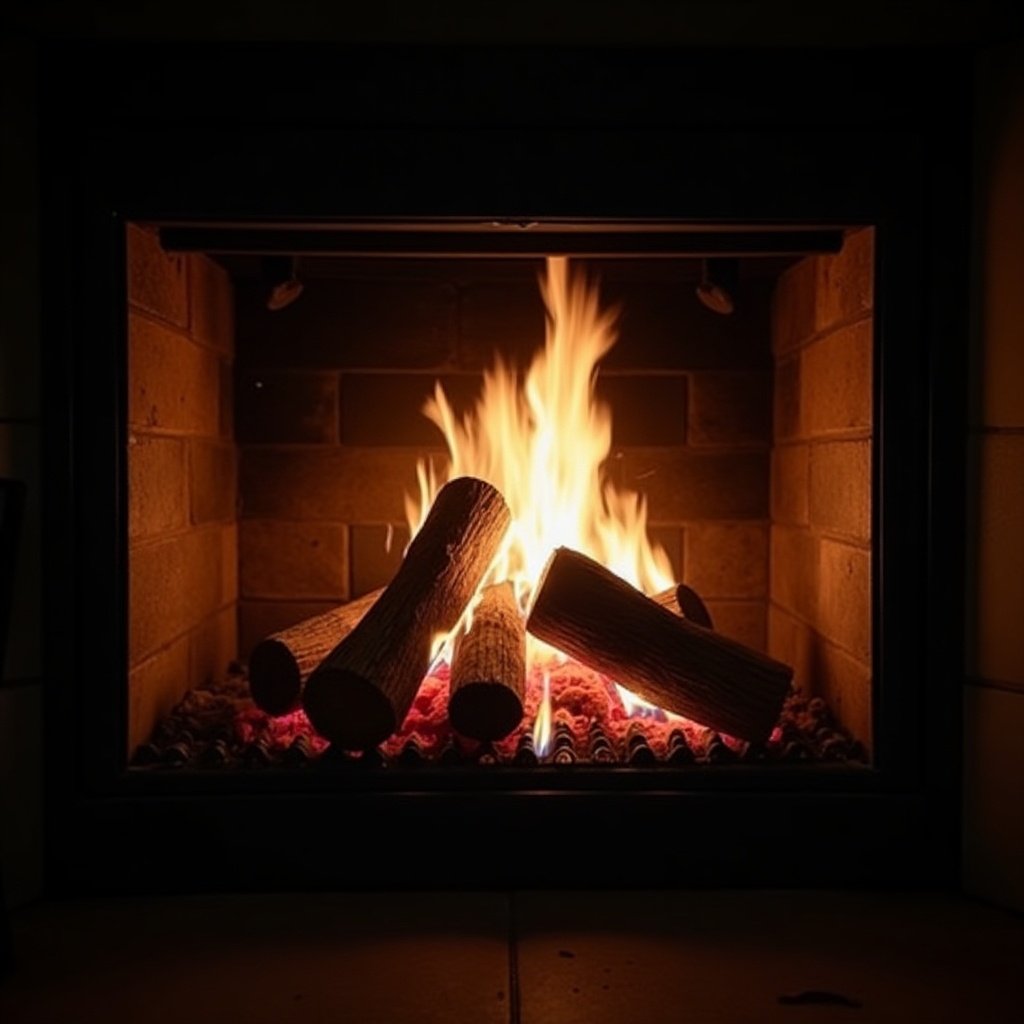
[507, 891, 521, 1024]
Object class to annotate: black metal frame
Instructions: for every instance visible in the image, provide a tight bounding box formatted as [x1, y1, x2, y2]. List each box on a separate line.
[40, 44, 969, 893]
[158, 223, 845, 257]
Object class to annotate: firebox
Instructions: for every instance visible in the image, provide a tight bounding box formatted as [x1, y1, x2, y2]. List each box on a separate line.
[42, 44, 967, 892]
[125, 227, 869, 765]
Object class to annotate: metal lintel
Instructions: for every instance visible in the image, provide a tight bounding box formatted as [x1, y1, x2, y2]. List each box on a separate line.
[159, 226, 846, 258]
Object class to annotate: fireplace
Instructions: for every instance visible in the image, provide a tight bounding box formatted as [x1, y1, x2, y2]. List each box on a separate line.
[125, 227, 870, 767]
[41, 44, 967, 892]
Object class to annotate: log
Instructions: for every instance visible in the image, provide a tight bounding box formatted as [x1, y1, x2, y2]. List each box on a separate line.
[248, 589, 384, 716]
[651, 583, 714, 629]
[525, 547, 791, 741]
[303, 476, 511, 749]
[674, 583, 714, 629]
[448, 582, 526, 741]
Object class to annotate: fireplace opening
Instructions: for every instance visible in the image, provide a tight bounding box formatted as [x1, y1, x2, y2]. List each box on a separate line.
[125, 221, 874, 774]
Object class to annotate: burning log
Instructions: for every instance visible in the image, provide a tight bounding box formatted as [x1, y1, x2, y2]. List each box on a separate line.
[651, 583, 714, 629]
[525, 547, 791, 742]
[248, 588, 384, 716]
[303, 477, 511, 749]
[674, 583, 714, 629]
[448, 582, 526, 741]
[651, 587, 679, 614]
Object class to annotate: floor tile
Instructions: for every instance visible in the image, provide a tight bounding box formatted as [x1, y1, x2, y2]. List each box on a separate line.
[515, 889, 1023, 1024]
[0, 892, 511, 1024]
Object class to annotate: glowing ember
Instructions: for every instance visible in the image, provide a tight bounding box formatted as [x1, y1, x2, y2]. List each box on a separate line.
[407, 257, 673, 672]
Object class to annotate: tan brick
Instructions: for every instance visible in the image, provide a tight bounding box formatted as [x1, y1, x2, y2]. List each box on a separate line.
[808, 637, 872, 750]
[616, 450, 769, 520]
[460, 271, 772, 372]
[238, 599, 340, 662]
[703, 600, 766, 652]
[594, 375, 688, 446]
[646, 525, 683, 583]
[684, 522, 768, 598]
[817, 539, 871, 662]
[129, 313, 221, 435]
[339, 373, 481, 447]
[600, 277, 773, 372]
[127, 635, 190, 751]
[126, 223, 188, 327]
[240, 447, 435, 522]
[221, 524, 238, 605]
[688, 371, 771, 446]
[459, 279, 546, 369]
[809, 440, 872, 541]
[240, 520, 348, 600]
[771, 443, 809, 526]
[768, 604, 814, 690]
[236, 278, 457, 370]
[771, 256, 817, 355]
[769, 525, 817, 623]
[773, 355, 801, 441]
[236, 370, 338, 444]
[127, 434, 187, 539]
[816, 227, 874, 332]
[189, 440, 237, 524]
[350, 523, 410, 596]
[801, 319, 873, 437]
[188, 606, 238, 691]
[129, 527, 224, 664]
[190, 254, 234, 355]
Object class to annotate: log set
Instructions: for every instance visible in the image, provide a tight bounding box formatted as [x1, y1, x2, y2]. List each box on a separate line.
[248, 588, 383, 716]
[303, 477, 511, 749]
[526, 547, 792, 741]
[448, 582, 526, 741]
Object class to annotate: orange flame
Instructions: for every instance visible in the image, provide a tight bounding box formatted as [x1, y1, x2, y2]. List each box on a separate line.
[407, 256, 673, 663]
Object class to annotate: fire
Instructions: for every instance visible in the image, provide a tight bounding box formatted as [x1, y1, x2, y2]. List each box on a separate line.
[532, 670, 553, 757]
[406, 256, 673, 636]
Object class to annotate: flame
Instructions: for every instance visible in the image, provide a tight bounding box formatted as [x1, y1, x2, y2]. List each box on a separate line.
[615, 683, 671, 721]
[407, 256, 673, 661]
[532, 670, 553, 758]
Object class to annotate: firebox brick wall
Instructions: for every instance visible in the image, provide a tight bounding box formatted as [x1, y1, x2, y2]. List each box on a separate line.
[768, 228, 874, 749]
[127, 225, 238, 751]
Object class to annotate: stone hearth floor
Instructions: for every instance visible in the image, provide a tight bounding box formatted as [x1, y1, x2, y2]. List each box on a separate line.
[1, 890, 1020, 1023]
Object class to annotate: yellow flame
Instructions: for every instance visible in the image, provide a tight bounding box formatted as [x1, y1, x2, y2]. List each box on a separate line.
[407, 256, 673, 665]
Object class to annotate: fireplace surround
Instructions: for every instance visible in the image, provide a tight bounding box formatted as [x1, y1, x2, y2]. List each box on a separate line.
[41, 44, 967, 892]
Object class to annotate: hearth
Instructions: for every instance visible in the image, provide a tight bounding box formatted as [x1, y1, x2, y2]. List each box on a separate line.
[41, 44, 967, 892]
